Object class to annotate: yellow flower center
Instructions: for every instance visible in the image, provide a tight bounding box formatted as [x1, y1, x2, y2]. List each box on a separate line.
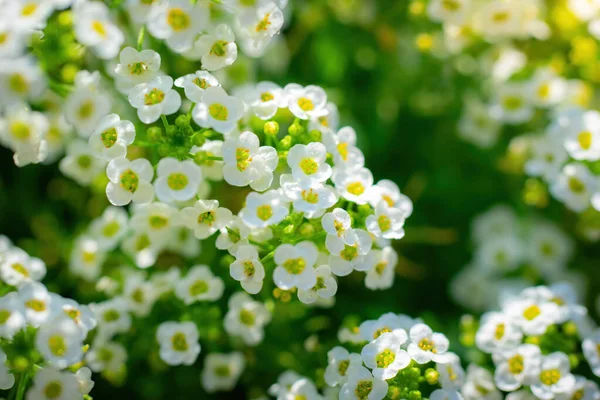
[209, 103, 229, 121]
[261, 91, 274, 102]
[21, 3, 37, 16]
[299, 158, 318, 175]
[9, 73, 28, 94]
[243, 260, 255, 276]
[44, 382, 62, 399]
[338, 360, 350, 376]
[48, 335, 67, 356]
[508, 354, 524, 375]
[539, 368, 561, 385]
[538, 83, 551, 99]
[354, 380, 373, 399]
[376, 349, 396, 368]
[493, 11, 510, 23]
[568, 177, 586, 194]
[135, 234, 150, 251]
[240, 309, 256, 326]
[82, 251, 96, 264]
[340, 244, 358, 261]
[64, 308, 81, 322]
[193, 77, 209, 89]
[131, 288, 144, 304]
[78, 101, 94, 119]
[347, 182, 365, 196]
[144, 88, 165, 105]
[120, 169, 139, 193]
[0, 33, 8, 45]
[337, 142, 349, 161]
[10, 121, 31, 141]
[256, 13, 272, 32]
[167, 173, 189, 190]
[0, 310, 11, 324]
[128, 62, 147, 76]
[236, 147, 252, 171]
[378, 215, 391, 232]
[11, 263, 29, 277]
[578, 131, 593, 150]
[198, 211, 215, 225]
[375, 261, 387, 275]
[171, 332, 189, 351]
[102, 221, 121, 238]
[149, 215, 168, 229]
[103, 309, 120, 322]
[283, 257, 306, 274]
[297, 97, 314, 112]
[442, 0, 460, 11]
[167, 8, 191, 31]
[523, 305, 541, 321]
[373, 327, 391, 339]
[301, 189, 319, 204]
[189, 280, 209, 296]
[256, 204, 273, 221]
[92, 20, 106, 37]
[25, 299, 46, 312]
[503, 96, 522, 110]
[418, 338, 436, 352]
[494, 323, 505, 340]
[101, 127, 118, 148]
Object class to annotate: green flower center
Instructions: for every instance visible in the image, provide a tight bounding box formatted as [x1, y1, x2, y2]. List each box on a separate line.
[198, 211, 215, 225]
[568, 177, 586, 194]
[376, 349, 396, 368]
[503, 96, 522, 110]
[144, 88, 165, 105]
[236, 148, 252, 171]
[135, 234, 150, 251]
[103, 309, 120, 322]
[340, 244, 358, 261]
[9, 73, 28, 94]
[78, 101, 94, 119]
[149, 215, 168, 229]
[442, 0, 460, 11]
[193, 77, 209, 89]
[354, 380, 373, 399]
[375, 261, 387, 275]
[120, 169, 139, 193]
[167, 8, 191, 31]
[209, 40, 228, 57]
[256, 205, 273, 221]
[240, 309, 255, 326]
[209, 103, 229, 121]
[171, 332, 189, 351]
[101, 127, 118, 148]
[131, 289, 144, 304]
[337, 359, 349, 376]
[77, 155, 92, 169]
[128, 62, 147, 75]
[283, 257, 306, 274]
[261, 92, 274, 102]
[102, 221, 121, 237]
[189, 280, 209, 296]
[167, 173, 189, 190]
[48, 335, 67, 356]
[243, 260, 255, 277]
[214, 365, 230, 377]
[0, 310, 11, 324]
[378, 215, 391, 232]
[44, 382, 62, 399]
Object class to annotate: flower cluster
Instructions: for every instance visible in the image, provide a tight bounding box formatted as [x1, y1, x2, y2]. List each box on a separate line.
[450, 205, 580, 312]
[0, 237, 96, 400]
[461, 283, 600, 400]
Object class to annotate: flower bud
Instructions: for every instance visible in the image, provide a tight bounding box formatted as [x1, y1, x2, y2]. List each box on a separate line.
[175, 114, 190, 128]
[194, 151, 208, 166]
[424, 368, 439, 385]
[288, 122, 304, 137]
[264, 121, 279, 136]
[307, 129, 322, 143]
[147, 126, 163, 143]
[277, 135, 292, 151]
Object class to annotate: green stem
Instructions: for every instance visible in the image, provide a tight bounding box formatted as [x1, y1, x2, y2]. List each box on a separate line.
[161, 115, 170, 129]
[15, 371, 30, 400]
[137, 25, 145, 51]
[260, 251, 275, 264]
[206, 156, 223, 161]
[187, 102, 196, 118]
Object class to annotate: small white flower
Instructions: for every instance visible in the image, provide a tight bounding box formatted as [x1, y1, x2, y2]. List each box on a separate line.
[0, 105, 48, 167]
[106, 157, 155, 206]
[475, 311, 523, 354]
[201, 352, 246, 393]
[362, 331, 411, 380]
[368, 179, 413, 218]
[365, 247, 398, 291]
[230, 245, 265, 294]
[322, 208, 357, 245]
[430, 388, 464, 400]
[339, 365, 388, 400]
[287, 142, 332, 188]
[156, 321, 201, 366]
[326, 229, 373, 277]
[528, 68, 567, 108]
[190, 139, 224, 181]
[492, 344, 542, 391]
[0, 247, 46, 288]
[427, 0, 471, 24]
[282, 378, 323, 400]
[285, 84, 327, 120]
[437, 353, 465, 390]
[461, 364, 502, 400]
[154, 157, 202, 203]
[128, 75, 182, 124]
[525, 134, 568, 181]
[555, 376, 600, 400]
[333, 167, 374, 205]
[359, 312, 414, 342]
[114, 47, 161, 94]
[73, 1, 124, 59]
[245, 81, 287, 120]
[504, 289, 560, 335]
[408, 323, 452, 364]
[88, 114, 135, 161]
[273, 241, 318, 290]
[192, 86, 244, 134]
[222, 131, 278, 190]
[121, 229, 164, 269]
[49, 294, 96, 335]
[175, 265, 224, 304]
[91, 297, 132, 339]
[237, 2, 284, 55]
[26, 367, 80, 400]
[297, 265, 338, 304]
[147, 0, 208, 53]
[324, 346, 362, 387]
[123, 274, 157, 317]
[195, 24, 238, 71]
[19, 282, 52, 327]
[366, 201, 406, 240]
[89, 206, 129, 250]
[322, 126, 365, 170]
[216, 216, 252, 255]
[0, 350, 14, 390]
[530, 352, 577, 399]
[0, 292, 26, 339]
[180, 199, 233, 239]
[224, 292, 271, 346]
[75, 367, 94, 395]
[491, 82, 534, 125]
[64, 87, 112, 137]
[280, 175, 338, 217]
[125, 0, 156, 23]
[582, 329, 600, 377]
[85, 340, 127, 373]
[0, 56, 46, 109]
[564, 110, 600, 161]
[36, 317, 85, 369]
[240, 190, 289, 228]
[175, 70, 219, 103]
[59, 140, 107, 185]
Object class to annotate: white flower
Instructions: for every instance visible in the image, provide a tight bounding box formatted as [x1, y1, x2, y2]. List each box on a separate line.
[230, 245, 265, 294]
[240, 190, 289, 228]
[475, 311, 523, 354]
[322, 126, 365, 170]
[222, 131, 278, 190]
[273, 241, 318, 290]
[190, 139, 224, 181]
[125, 0, 156, 23]
[195, 24, 238, 71]
[106, 157, 155, 206]
[366, 201, 406, 240]
[322, 208, 357, 245]
[458, 98, 501, 149]
[0, 350, 13, 390]
[0, 56, 46, 109]
[431, 388, 464, 400]
[147, 0, 208, 53]
[0, 293, 25, 339]
[368, 179, 413, 217]
[49, 294, 96, 335]
[0, 247, 46, 288]
[192, 86, 244, 134]
[525, 134, 568, 181]
[26, 367, 80, 400]
[281, 378, 323, 400]
[564, 110, 600, 161]
[175, 265, 224, 304]
[491, 83, 534, 125]
[408, 323, 452, 364]
[121, 229, 164, 269]
[582, 329, 600, 377]
[365, 247, 398, 291]
[461, 364, 502, 400]
[237, 2, 284, 55]
[326, 229, 373, 277]
[475, 234, 523, 273]
[555, 376, 600, 400]
[36, 317, 85, 369]
[154, 157, 202, 203]
[59, 140, 106, 185]
[114, 47, 161, 94]
[73, 1, 124, 59]
[285, 84, 327, 120]
[216, 216, 251, 255]
[156, 321, 201, 366]
[324, 346, 363, 387]
[75, 367, 94, 395]
[123, 274, 157, 317]
[359, 313, 414, 342]
[64, 87, 112, 137]
[526, 221, 573, 272]
[201, 352, 246, 393]
[269, 370, 305, 398]
[175, 70, 219, 103]
[88, 114, 135, 161]
[528, 68, 567, 107]
[339, 365, 388, 400]
[437, 353, 465, 390]
[504, 289, 560, 335]
[333, 167, 374, 205]
[224, 292, 271, 346]
[492, 344, 542, 391]
[128, 75, 182, 124]
[91, 297, 132, 339]
[280, 175, 337, 217]
[180, 199, 232, 239]
[85, 340, 127, 373]
[362, 331, 411, 380]
[132, 202, 181, 243]
[19, 282, 52, 327]
[245, 81, 287, 120]
[0, 106, 48, 167]
[89, 206, 129, 250]
[427, 0, 471, 25]
[287, 142, 332, 188]
[530, 352, 577, 399]
[297, 265, 338, 304]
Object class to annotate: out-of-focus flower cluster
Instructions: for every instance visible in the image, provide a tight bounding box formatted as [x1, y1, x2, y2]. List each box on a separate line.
[450, 205, 583, 312]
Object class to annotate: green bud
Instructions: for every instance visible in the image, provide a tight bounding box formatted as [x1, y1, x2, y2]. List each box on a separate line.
[563, 321, 578, 336]
[220, 254, 235, 269]
[407, 390, 422, 400]
[193, 134, 206, 147]
[298, 223, 315, 237]
[308, 129, 322, 142]
[387, 386, 401, 399]
[525, 336, 541, 345]
[157, 144, 170, 157]
[425, 368, 439, 385]
[147, 126, 163, 143]
[12, 356, 29, 372]
[175, 114, 190, 128]
[569, 354, 580, 369]
[193, 151, 208, 166]
[60, 64, 79, 84]
[283, 225, 295, 235]
[277, 135, 292, 151]
[288, 122, 304, 137]
[58, 11, 73, 26]
[264, 121, 279, 136]
[166, 125, 177, 136]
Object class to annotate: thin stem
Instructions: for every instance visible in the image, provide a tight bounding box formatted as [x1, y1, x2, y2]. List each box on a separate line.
[15, 370, 30, 400]
[206, 156, 223, 161]
[161, 115, 170, 129]
[187, 102, 196, 118]
[260, 251, 275, 264]
[137, 25, 145, 51]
